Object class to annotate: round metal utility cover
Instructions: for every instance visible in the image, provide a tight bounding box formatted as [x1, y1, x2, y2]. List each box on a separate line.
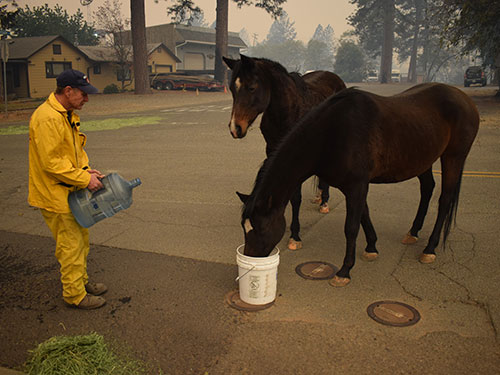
[295, 261, 337, 280]
[225, 290, 274, 312]
[367, 301, 421, 327]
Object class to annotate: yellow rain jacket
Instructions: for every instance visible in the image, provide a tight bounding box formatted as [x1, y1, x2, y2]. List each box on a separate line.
[28, 92, 91, 213]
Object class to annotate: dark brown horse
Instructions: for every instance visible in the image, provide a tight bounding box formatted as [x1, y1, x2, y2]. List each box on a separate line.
[237, 83, 479, 286]
[223, 55, 346, 250]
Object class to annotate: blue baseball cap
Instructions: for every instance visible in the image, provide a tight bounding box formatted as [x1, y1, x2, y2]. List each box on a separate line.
[56, 69, 99, 94]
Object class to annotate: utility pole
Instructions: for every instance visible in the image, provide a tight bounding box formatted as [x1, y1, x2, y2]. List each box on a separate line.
[1, 31, 11, 117]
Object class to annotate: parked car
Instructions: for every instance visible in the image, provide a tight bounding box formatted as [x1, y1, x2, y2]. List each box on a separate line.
[150, 72, 225, 91]
[464, 66, 487, 87]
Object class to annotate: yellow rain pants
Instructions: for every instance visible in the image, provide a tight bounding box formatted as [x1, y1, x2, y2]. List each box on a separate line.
[41, 209, 89, 305]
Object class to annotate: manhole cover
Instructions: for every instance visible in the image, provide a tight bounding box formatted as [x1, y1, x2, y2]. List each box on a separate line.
[367, 301, 421, 327]
[295, 261, 337, 280]
[225, 290, 274, 312]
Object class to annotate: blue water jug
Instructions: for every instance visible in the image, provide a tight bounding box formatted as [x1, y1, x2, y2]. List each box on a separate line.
[68, 173, 141, 228]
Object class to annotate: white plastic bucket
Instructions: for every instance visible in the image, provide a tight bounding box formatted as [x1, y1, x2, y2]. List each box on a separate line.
[236, 244, 280, 305]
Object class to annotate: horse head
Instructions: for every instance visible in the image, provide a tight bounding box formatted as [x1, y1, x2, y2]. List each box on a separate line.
[223, 55, 271, 139]
[237, 191, 286, 257]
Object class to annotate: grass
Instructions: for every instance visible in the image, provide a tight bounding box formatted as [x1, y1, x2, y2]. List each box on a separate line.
[24, 333, 148, 375]
[0, 116, 163, 135]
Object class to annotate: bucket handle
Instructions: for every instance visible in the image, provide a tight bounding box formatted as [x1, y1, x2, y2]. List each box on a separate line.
[234, 245, 280, 282]
[235, 265, 255, 282]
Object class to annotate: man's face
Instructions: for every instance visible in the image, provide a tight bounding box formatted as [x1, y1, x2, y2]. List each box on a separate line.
[66, 87, 88, 110]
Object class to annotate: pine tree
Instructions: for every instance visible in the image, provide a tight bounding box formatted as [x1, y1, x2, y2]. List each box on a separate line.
[265, 11, 296, 44]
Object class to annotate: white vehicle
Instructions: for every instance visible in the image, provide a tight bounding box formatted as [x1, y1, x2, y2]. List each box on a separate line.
[366, 71, 378, 82]
[391, 70, 401, 83]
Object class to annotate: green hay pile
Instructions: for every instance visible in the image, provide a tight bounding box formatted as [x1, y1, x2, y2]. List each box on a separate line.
[24, 333, 147, 375]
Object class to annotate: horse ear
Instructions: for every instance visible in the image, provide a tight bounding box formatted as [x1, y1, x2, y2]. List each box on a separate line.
[223, 56, 237, 70]
[236, 191, 250, 203]
[240, 54, 255, 69]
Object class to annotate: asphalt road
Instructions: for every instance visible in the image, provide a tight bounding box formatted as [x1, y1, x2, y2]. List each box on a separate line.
[0, 84, 499, 373]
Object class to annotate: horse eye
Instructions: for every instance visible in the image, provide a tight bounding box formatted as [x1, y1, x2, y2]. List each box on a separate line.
[248, 85, 257, 93]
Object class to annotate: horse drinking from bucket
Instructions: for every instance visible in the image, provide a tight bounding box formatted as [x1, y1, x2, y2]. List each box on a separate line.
[237, 83, 479, 286]
[223, 55, 346, 251]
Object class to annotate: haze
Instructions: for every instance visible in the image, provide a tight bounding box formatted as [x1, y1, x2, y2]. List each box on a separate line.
[16, 0, 355, 43]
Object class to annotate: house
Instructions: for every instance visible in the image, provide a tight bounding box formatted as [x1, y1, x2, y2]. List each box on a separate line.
[78, 43, 180, 92]
[119, 23, 247, 74]
[0, 35, 90, 99]
[0, 35, 180, 98]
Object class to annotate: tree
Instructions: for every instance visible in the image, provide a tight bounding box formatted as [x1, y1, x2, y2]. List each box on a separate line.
[188, 11, 208, 27]
[349, 0, 396, 83]
[304, 24, 336, 71]
[11, 4, 98, 45]
[304, 39, 332, 72]
[249, 10, 304, 71]
[0, 0, 18, 31]
[438, 0, 500, 92]
[239, 27, 251, 47]
[265, 10, 296, 44]
[395, 0, 425, 82]
[163, 0, 286, 84]
[130, 0, 150, 95]
[94, 0, 132, 90]
[250, 39, 305, 72]
[380, 0, 395, 83]
[311, 24, 335, 57]
[214, 0, 229, 84]
[164, 0, 202, 25]
[334, 37, 367, 82]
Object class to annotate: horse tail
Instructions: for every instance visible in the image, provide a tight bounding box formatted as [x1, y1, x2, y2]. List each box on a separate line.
[442, 169, 463, 247]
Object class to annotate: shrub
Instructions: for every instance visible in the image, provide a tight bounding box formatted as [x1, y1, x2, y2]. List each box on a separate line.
[103, 84, 120, 94]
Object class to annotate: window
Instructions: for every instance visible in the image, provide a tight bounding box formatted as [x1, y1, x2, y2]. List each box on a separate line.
[117, 66, 131, 81]
[93, 64, 101, 74]
[45, 62, 72, 78]
[52, 44, 61, 55]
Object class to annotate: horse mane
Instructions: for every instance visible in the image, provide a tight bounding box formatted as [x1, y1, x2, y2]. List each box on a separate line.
[242, 87, 360, 220]
[240, 57, 310, 96]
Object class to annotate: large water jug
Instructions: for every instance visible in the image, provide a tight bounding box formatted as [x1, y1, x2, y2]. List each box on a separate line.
[68, 173, 141, 228]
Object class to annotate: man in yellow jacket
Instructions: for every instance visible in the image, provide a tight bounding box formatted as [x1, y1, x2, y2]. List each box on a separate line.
[29, 69, 107, 309]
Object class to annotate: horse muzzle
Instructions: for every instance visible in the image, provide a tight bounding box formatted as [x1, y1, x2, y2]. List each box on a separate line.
[229, 121, 248, 139]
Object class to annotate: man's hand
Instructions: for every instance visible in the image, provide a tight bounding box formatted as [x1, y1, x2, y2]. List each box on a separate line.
[87, 171, 104, 192]
[88, 169, 105, 179]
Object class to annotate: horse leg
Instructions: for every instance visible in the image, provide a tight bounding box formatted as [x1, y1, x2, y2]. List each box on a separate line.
[360, 202, 379, 261]
[318, 178, 330, 214]
[330, 183, 369, 287]
[288, 184, 302, 250]
[402, 168, 435, 244]
[420, 157, 465, 264]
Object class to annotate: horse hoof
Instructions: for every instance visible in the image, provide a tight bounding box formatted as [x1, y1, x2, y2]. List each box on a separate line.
[420, 253, 436, 264]
[362, 251, 378, 261]
[319, 203, 329, 214]
[288, 238, 302, 251]
[401, 232, 418, 245]
[329, 276, 351, 287]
